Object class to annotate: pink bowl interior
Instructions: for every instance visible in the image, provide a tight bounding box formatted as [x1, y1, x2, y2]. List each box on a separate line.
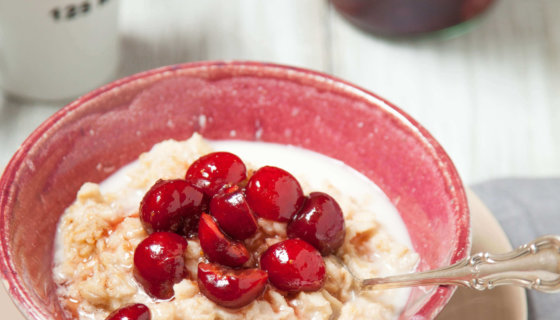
[0, 61, 469, 319]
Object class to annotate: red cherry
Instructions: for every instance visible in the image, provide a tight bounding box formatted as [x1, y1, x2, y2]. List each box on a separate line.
[133, 232, 188, 299]
[209, 186, 258, 240]
[198, 213, 250, 267]
[197, 263, 268, 308]
[140, 179, 206, 236]
[185, 152, 247, 197]
[287, 192, 346, 255]
[245, 166, 305, 222]
[260, 239, 325, 292]
[106, 304, 151, 320]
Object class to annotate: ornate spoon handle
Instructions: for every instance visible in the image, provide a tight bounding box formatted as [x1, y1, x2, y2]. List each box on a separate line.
[362, 235, 560, 292]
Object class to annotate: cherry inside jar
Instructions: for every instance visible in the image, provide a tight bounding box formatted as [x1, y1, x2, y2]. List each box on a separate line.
[331, 0, 495, 37]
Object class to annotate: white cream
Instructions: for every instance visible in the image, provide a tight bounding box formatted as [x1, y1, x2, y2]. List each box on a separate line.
[210, 140, 413, 249]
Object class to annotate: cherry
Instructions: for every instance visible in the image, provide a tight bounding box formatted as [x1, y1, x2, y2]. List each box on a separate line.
[185, 152, 247, 197]
[245, 166, 305, 222]
[140, 179, 205, 236]
[209, 185, 258, 240]
[287, 192, 346, 255]
[197, 263, 268, 309]
[106, 304, 150, 320]
[133, 232, 188, 299]
[198, 213, 250, 267]
[260, 239, 325, 292]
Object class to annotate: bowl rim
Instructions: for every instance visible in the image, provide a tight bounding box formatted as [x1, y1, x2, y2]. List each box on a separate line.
[0, 60, 471, 319]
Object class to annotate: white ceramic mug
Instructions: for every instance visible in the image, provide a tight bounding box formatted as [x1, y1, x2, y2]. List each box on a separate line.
[0, 0, 119, 101]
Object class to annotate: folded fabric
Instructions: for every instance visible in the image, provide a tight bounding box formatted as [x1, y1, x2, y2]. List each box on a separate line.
[473, 178, 560, 320]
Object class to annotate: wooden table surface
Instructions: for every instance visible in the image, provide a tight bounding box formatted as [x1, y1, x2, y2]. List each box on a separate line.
[1, 0, 559, 184]
[0, 1, 558, 318]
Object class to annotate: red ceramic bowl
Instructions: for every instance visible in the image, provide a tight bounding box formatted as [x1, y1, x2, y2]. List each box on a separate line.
[0, 61, 469, 319]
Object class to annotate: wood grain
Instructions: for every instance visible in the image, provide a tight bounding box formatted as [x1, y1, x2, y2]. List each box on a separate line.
[1, 0, 559, 184]
[330, 0, 560, 183]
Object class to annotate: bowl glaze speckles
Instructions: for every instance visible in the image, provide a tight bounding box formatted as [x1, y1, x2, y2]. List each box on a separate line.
[0, 61, 470, 319]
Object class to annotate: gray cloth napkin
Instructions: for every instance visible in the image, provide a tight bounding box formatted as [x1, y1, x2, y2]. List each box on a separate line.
[472, 178, 560, 320]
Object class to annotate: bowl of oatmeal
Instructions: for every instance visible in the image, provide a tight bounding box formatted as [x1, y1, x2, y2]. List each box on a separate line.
[0, 61, 470, 320]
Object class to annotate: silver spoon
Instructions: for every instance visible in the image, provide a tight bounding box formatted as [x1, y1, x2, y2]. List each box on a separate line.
[345, 235, 560, 292]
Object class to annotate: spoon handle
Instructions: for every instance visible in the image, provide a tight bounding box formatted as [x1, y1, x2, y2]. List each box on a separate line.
[362, 235, 560, 292]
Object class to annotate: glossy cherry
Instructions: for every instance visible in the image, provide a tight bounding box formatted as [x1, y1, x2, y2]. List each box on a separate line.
[198, 213, 250, 267]
[245, 166, 305, 222]
[140, 179, 205, 236]
[260, 239, 325, 292]
[133, 232, 188, 299]
[197, 263, 268, 308]
[209, 185, 258, 240]
[105, 303, 151, 320]
[185, 152, 247, 197]
[287, 192, 346, 255]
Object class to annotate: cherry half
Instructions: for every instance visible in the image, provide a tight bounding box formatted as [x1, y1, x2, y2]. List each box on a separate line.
[106, 304, 151, 320]
[245, 166, 305, 222]
[209, 186, 258, 240]
[133, 232, 188, 299]
[260, 239, 325, 292]
[140, 179, 205, 236]
[287, 192, 346, 255]
[197, 263, 268, 309]
[198, 213, 250, 267]
[185, 152, 247, 197]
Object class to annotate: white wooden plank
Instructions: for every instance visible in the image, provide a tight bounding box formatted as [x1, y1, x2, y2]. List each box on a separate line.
[1, 0, 558, 183]
[0, 100, 60, 169]
[118, 0, 330, 76]
[329, 0, 560, 183]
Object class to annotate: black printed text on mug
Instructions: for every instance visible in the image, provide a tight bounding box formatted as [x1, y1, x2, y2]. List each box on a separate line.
[51, 0, 110, 21]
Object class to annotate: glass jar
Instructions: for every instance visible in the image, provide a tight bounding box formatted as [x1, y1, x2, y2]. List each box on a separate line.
[331, 0, 495, 37]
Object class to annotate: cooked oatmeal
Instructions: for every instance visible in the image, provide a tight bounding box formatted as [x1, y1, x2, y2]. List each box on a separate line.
[53, 133, 418, 320]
